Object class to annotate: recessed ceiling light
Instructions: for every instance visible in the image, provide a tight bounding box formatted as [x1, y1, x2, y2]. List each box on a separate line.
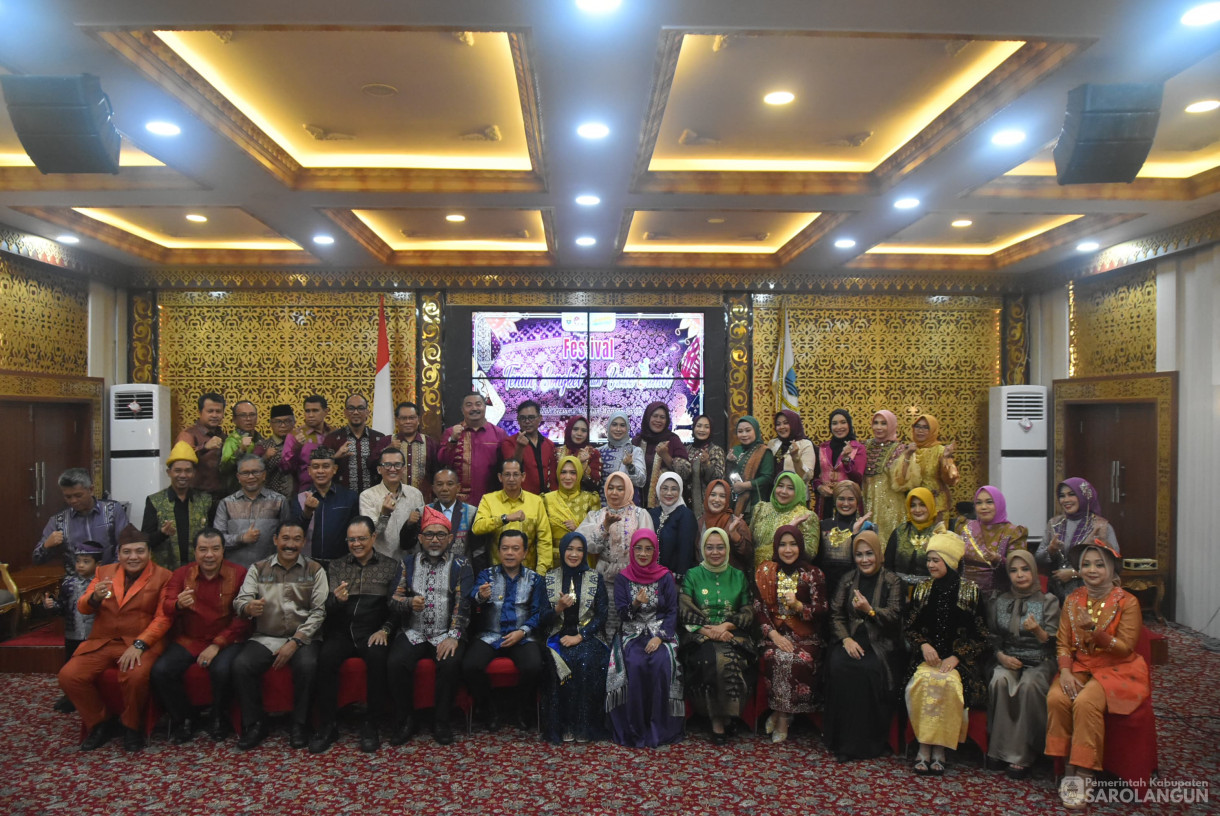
[145, 121, 181, 136]
[951, 219, 973, 228]
[763, 91, 795, 106]
[575, 0, 622, 12]
[361, 83, 399, 98]
[1185, 99, 1220, 113]
[894, 197, 920, 209]
[185, 213, 208, 223]
[57, 234, 79, 244]
[575, 236, 597, 247]
[992, 129, 1026, 146]
[1076, 241, 1100, 252]
[1181, 3, 1220, 25]
[445, 214, 467, 223]
[312, 235, 335, 245]
[576, 122, 610, 140]
[706, 217, 726, 224]
[575, 194, 601, 206]
[834, 238, 857, 249]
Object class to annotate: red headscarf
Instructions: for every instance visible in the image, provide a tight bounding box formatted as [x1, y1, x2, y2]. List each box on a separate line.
[620, 528, 670, 585]
[563, 415, 593, 454]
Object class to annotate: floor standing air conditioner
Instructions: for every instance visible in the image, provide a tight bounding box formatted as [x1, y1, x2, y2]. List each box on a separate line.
[988, 385, 1049, 547]
[109, 384, 172, 529]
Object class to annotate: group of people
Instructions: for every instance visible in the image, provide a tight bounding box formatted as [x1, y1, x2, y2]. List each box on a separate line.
[35, 391, 1150, 808]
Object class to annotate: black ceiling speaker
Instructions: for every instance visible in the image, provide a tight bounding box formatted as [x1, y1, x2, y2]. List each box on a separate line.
[1053, 83, 1163, 185]
[0, 74, 121, 174]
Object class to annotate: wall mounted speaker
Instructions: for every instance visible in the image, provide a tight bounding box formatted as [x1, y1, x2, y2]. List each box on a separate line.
[0, 74, 121, 174]
[1053, 83, 1162, 185]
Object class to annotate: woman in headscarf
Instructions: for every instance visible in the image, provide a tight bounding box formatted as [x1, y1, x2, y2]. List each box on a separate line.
[541, 532, 610, 744]
[863, 409, 907, 546]
[555, 416, 602, 493]
[985, 549, 1060, 777]
[817, 481, 877, 597]
[544, 456, 602, 567]
[812, 409, 868, 518]
[903, 531, 989, 775]
[1035, 478, 1119, 601]
[649, 472, 698, 582]
[578, 471, 654, 638]
[750, 472, 818, 569]
[1045, 541, 1149, 809]
[825, 530, 906, 761]
[960, 486, 1029, 594]
[885, 488, 942, 586]
[754, 525, 827, 743]
[727, 416, 775, 522]
[893, 413, 960, 523]
[700, 479, 754, 574]
[687, 414, 726, 515]
[679, 527, 756, 744]
[768, 410, 816, 491]
[633, 402, 691, 509]
[597, 410, 647, 505]
[606, 528, 684, 747]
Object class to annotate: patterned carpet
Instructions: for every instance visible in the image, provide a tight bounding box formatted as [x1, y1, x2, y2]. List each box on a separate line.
[3, 623, 1217, 816]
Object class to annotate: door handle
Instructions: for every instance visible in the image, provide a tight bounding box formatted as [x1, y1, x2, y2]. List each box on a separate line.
[1110, 460, 1119, 504]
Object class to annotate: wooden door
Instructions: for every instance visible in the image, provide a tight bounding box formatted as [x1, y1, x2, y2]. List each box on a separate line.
[0, 404, 37, 568]
[35, 402, 93, 512]
[1063, 402, 1157, 561]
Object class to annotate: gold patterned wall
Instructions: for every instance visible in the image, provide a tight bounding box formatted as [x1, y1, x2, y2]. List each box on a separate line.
[157, 291, 415, 435]
[0, 254, 89, 375]
[752, 293, 1002, 498]
[1070, 265, 1157, 377]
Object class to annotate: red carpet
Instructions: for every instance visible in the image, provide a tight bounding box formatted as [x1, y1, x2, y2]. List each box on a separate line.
[2, 622, 1216, 816]
[1, 623, 64, 648]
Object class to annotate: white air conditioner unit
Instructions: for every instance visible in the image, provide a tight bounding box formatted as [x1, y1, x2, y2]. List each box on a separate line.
[109, 384, 172, 529]
[988, 385, 1049, 546]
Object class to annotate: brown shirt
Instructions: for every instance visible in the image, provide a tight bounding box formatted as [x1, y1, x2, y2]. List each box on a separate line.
[178, 421, 225, 493]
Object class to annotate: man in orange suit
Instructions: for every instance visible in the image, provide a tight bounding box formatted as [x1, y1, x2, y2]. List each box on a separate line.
[58, 537, 172, 752]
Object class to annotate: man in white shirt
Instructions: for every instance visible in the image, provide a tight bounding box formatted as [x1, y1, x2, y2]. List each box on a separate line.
[359, 447, 424, 561]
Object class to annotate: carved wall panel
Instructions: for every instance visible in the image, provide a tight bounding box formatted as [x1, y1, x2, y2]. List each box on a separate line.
[751, 293, 1002, 497]
[1070, 266, 1157, 377]
[417, 291, 444, 438]
[129, 290, 158, 384]
[157, 291, 415, 435]
[0, 255, 89, 375]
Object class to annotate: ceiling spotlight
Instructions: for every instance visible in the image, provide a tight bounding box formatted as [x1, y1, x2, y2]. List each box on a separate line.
[575, 236, 597, 247]
[145, 121, 181, 136]
[576, 122, 610, 140]
[706, 217, 726, 224]
[575, 0, 622, 12]
[894, 197, 920, 210]
[57, 234, 80, 244]
[834, 238, 857, 249]
[951, 219, 973, 228]
[575, 194, 601, 206]
[445, 214, 467, 223]
[1185, 99, 1220, 113]
[763, 91, 795, 106]
[991, 129, 1026, 146]
[312, 235, 335, 245]
[1076, 241, 1100, 252]
[185, 213, 208, 223]
[1181, 2, 1220, 25]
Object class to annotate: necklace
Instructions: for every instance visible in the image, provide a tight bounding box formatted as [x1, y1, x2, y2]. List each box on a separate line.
[1085, 595, 1107, 623]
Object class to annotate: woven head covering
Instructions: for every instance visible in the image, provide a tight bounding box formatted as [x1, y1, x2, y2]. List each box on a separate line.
[926, 531, 966, 571]
[167, 440, 198, 466]
[420, 505, 451, 532]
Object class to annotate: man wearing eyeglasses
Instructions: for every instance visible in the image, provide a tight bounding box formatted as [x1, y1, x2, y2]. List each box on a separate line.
[499, 399, 556, 495]
[359, 447, 425, 561]
[322, 393, 386, 494]
[255, 404, 297, 498]
[219, 401, 263, 494]
[309, 516, 399, 754]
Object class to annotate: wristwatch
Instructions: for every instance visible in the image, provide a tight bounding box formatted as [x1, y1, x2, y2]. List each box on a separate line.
[290, 636, 306, 648]
[132, 639, 148, 652]
[500, 514, 508, 524]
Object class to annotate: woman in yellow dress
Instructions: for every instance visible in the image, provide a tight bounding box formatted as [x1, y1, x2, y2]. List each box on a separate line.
[544, 455, 602, 568]
[893, 413, 960, 524]
[863, 409, 906, 547]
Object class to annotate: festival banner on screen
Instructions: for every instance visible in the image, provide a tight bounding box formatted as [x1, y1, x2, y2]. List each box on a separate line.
[472, 311, 703, 442]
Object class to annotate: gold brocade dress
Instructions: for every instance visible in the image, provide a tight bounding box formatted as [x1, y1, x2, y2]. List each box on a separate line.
[893, 445, 959, 523]
[863, 439, 905, 547]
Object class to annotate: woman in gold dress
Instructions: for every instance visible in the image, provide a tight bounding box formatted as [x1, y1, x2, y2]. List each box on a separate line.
[893, 413, 959, 524]
[863, 409, 906, 547]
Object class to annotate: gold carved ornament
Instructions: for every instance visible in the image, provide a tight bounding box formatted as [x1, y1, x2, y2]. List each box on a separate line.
[418, 292, 444, 439]
[726, 293, 752, 430]
[1070, 266, 1157, 378]
[0, 255, 89, 376]
[129, 290, 157, 384]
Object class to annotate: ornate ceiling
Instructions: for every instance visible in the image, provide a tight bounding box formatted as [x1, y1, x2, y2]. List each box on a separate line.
[0, 1, 1217, 281]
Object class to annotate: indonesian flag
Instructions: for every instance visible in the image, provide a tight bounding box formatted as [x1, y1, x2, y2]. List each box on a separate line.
[371, 295, 393, 435]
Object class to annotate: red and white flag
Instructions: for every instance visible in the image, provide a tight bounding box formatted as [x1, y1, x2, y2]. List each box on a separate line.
[371, 295, 393, 435]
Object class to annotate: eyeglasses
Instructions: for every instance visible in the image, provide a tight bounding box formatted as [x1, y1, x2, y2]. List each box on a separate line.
[518, 414, 539, 422]
[380, 463, 404, 470]
[345, 535, 372, 543]
[419, 532, 449, 541]
[237, 470, 264, 477]
[346, 405, 369, 412]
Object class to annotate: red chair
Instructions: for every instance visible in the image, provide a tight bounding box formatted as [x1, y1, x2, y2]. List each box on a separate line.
[1053, 627, 1158, 786]
[809, 709, 904, 755]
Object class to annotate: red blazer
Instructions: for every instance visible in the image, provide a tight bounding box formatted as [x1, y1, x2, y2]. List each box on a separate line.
[162, 561, 251, 655]
[76, 562, 173, 655]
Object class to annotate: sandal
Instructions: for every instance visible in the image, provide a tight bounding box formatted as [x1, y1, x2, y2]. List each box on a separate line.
[764, 713, 776, 735]
[913, 758, 931, 775]
[929, 759, 946, 776]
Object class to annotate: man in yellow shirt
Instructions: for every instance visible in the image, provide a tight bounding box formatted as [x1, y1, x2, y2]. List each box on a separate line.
[471, 458, 553, 574]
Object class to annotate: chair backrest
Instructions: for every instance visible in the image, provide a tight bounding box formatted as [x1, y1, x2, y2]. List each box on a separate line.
[0, 563, 19, 610]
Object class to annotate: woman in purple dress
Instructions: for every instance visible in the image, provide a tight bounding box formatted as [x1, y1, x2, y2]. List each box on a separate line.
[606, 528, 684, 747]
